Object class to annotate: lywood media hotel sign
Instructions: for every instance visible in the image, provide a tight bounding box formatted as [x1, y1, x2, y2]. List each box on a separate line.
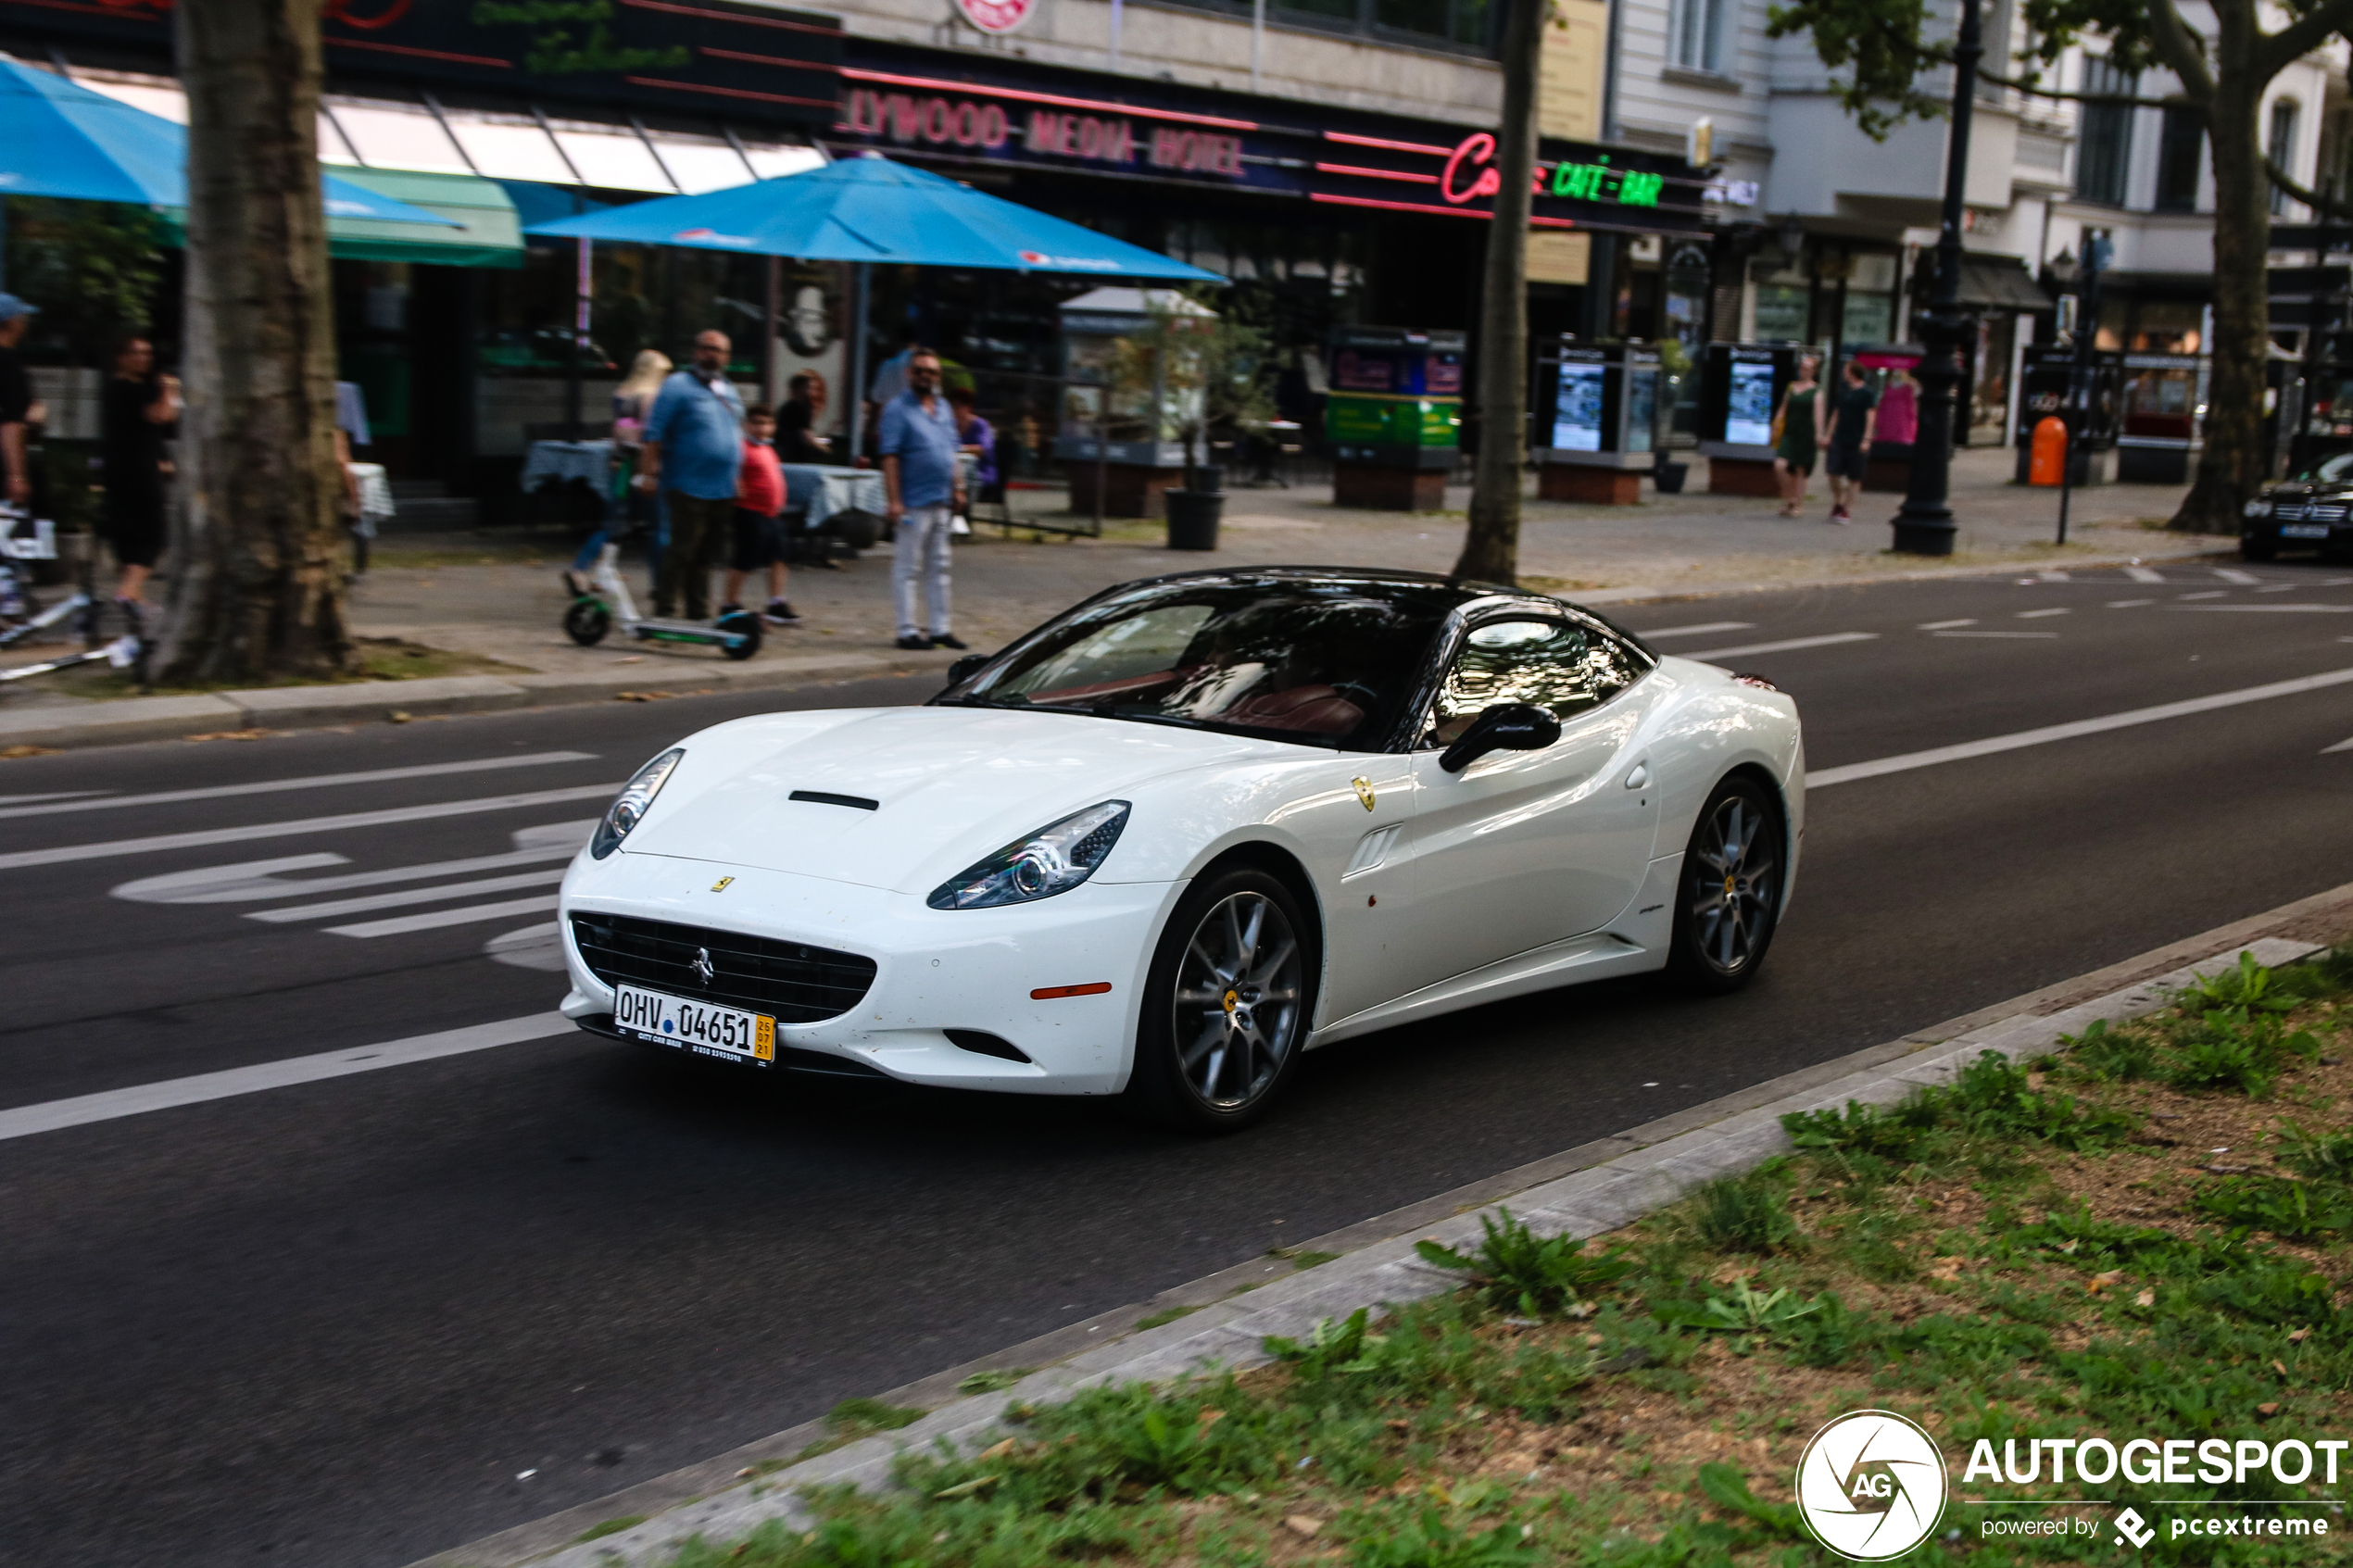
[829, 61, 1705, 233]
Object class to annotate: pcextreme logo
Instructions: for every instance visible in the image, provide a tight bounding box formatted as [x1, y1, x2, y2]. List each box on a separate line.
[1796, 1411, 1949, 1562]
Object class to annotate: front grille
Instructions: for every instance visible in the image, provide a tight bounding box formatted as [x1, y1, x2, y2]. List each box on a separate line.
[2311, 504, 2348, 523]
[571, 913, 877, 1023]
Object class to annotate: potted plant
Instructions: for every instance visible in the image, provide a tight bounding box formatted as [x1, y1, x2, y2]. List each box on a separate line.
[1131, 291, 1273, 551]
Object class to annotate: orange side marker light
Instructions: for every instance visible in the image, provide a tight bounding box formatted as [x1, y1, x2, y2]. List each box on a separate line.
[1031, 982, 1114, 1000]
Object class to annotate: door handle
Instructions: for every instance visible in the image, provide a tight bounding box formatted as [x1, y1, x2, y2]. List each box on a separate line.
[1625, 762, 1651, 790]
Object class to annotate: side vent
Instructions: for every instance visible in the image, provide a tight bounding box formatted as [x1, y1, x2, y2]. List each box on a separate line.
[1343, 823, 1403, 879]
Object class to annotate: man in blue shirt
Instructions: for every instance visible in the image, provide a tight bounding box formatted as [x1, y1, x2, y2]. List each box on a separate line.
[877, 348, 966, 651]
[635, 329, 744, 620]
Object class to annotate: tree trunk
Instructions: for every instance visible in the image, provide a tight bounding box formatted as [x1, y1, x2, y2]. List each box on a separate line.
[2171, 28, 2271, 530]
[157, 0, 351, 684]
[1453, 0, 1548, 584]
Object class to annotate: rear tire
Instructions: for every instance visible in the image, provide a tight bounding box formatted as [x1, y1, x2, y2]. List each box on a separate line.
[1665, 775, 1784, 995]
[715, 609, 763, 661]
[563, 599, 611, 646]
[1122, 867, 1317, 1134]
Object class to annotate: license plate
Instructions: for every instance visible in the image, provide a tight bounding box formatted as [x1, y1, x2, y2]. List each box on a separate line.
[2281, 523, 2331, 539]
[613, 984, 775, 1066]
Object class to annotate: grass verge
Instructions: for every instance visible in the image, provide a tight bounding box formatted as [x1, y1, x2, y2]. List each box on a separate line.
[659, 946, 2353, 1566]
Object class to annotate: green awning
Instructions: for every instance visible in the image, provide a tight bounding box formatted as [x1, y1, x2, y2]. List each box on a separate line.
[157, 167, 525, 268]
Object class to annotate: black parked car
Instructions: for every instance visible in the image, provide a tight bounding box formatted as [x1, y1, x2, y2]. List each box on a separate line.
[2244, 454, 2353, 561]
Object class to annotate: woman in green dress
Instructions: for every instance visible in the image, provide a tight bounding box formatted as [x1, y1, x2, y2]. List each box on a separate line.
[1773, 355, 1823, 518]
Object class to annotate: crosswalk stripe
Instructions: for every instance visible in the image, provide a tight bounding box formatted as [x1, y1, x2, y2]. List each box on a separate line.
[0, 751, 596, 822]
[2214, 568, 2261, 584]
[2123, 567, 2165, 583]
[247, 869, 567, 923]
[1810, 666, 2353, 788]
[0, 784, 621, 872]
[325, 894, 563, 938]
[1682, 632, 1880, 661]
[0, 1013, 577, 1142]
[2171, 604, 2353, 613]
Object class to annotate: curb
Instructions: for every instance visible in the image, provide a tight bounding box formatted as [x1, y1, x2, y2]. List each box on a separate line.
[416, 878, 2353, 1568]
[0, 650, 950, 752]
[1, 540, 2233, 754]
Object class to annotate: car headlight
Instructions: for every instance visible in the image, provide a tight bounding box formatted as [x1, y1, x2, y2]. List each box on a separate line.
[927, 800, 1130, 909]
[2246, 498, 2271, 518]
[590, 747, 684, 859]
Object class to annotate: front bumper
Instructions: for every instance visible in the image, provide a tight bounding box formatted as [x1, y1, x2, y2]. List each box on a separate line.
[2247, 500, 2351, 549]
[558, 849, 1179, 1095]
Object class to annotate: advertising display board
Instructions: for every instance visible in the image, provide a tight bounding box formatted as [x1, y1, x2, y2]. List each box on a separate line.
[1327, 326, 1466, 510]
[2013, 345, 2121, 486]
[1697, 344, 1808, 495]
[1531, 340, 1661, 503]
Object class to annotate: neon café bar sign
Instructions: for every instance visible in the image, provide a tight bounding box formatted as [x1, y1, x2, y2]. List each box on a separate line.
[833, 66, 1701, 233]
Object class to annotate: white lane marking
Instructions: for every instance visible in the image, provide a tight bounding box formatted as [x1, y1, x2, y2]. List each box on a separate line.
[325, 894, 563, 938]
[0, 784, 620, 872]
[1918, 619, 1978, 630]
[0, 1013, 575, 1143]
[2325, 736, 2353, 755]
[2017, 608, 2070, 619]
[112, 822, 594, 905]
[0, 752, 596, 822]
[2123, 567, 2165, 583]
[2036, 571, 2073, 582]
[248, 869, 567, 923]
[2214, 569, 2261, 585]
[1684, 632, 1880, 660]
[1634, 621, 1755, 640]
[2258, 583, 2302, 593]
[487, 922, 568, 972]
[0, 790, 110, 805]
[2106, 598, 2158, 608]
[2178, 590, 2230, 601]
[2170, 604, 2353, 613]
[1809, 666, 2353, 788]
[1933, 631, 2060, 639]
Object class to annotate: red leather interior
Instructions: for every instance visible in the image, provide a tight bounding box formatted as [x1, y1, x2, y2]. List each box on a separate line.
[1222, 684, 1364, 734]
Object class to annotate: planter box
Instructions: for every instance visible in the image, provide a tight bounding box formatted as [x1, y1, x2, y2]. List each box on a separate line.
[1067, 462, 1185, 520]
[1538, 464, 1642, 504]
[1333, 461, 1447, 510]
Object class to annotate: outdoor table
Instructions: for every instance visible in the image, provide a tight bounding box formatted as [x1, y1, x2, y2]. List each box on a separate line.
[780, 464, 885, 531]
[521, 439, 613, 491]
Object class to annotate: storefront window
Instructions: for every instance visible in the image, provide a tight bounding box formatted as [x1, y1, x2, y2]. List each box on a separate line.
[1754, 284, 1808, 343]
[1372, 0, 1492, 48]
[2130, 300, 2204, 354]
[1165, 0, 1497, 54]
[1970, 313, 2015, 445]
[1841, 290, 1893, 347]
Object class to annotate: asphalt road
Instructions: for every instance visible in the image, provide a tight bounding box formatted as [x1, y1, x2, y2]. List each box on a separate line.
[7, 557, 2353, 1568]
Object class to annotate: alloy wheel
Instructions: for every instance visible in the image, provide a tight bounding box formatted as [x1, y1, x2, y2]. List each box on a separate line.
[1688, 792, 1778, 976]
[1171, 891, 1303, 1110]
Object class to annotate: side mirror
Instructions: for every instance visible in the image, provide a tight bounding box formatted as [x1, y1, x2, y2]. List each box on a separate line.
[944, 652, 990, 688]
[1438, 702, 1561, 772]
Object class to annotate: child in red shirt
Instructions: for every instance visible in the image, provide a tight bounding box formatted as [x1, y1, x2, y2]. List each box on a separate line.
[721, 405, 799, 626]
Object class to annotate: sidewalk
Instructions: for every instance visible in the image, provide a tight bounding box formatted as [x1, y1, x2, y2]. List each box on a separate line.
[346, 446, 2210, 678]
[0, 448, 2222, 746]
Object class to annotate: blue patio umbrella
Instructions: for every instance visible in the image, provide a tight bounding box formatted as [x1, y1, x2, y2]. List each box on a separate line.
[0, 54, 454, 226]
[525, 153, 1219, 281]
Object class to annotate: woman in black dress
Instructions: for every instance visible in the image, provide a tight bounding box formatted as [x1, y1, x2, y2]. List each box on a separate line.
[100, 334, 179, 616]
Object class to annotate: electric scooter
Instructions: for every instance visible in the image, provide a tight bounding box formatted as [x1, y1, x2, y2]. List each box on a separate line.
[560, 543, 761, 660]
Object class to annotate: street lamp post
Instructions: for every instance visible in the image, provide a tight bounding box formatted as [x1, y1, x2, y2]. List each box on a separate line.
[1891, 0, 1984, 556]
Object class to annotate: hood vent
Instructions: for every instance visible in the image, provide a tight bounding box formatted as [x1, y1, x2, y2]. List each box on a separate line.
[789, 790, 880, 811]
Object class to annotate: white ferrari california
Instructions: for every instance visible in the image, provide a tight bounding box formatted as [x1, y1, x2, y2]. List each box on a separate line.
[557, 568, 1804, 1131]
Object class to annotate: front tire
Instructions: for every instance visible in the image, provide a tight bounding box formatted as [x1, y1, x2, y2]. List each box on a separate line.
[1123, 868, 1317, 1134]
[1665, 775, 1784, 995]
[2241, 533, 2279, 563]
[563, 599, 611, 646]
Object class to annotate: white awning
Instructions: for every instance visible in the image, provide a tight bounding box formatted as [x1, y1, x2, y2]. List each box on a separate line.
[68, 67, 823, 195]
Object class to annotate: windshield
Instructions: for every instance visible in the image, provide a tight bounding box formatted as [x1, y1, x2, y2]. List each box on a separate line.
[941, 577, 1463, 750]
[2301, 453, 2353, 486]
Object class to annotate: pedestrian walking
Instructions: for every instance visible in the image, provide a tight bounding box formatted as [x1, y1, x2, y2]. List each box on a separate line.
[99, 333, 180, 619]
[1823, 358, 1879, 523]
[0, 295, 36, 514]
[635, 332, 743, 621]
[719, 403, 800, 628]
[878, 348, 965, 651]
[1771, 354, 1823, 519]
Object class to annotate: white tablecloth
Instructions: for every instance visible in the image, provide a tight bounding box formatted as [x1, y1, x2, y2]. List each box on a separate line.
[780, 464, 885, 531]
[344, 461, 396, 539]
[521, 439, 614, 492]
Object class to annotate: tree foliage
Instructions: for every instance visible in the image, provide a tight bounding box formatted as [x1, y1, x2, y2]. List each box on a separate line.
[1, 198, 169, 360]
[1766, 0, 2353, 532]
